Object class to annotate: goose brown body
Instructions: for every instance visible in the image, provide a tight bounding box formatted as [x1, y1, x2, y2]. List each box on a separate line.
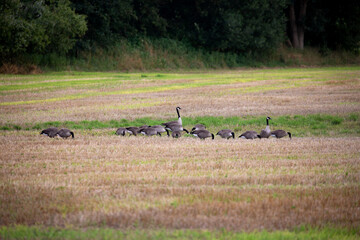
[239, 131, 259, 139]
[126, 127, 140, 136]
[56, 128, 74, 139]
[271, 129, 292, 139]
[115, 127, 127, 136]
[191, 124, 206, 132]
[140, 127, 160, 136]
[148, 125, 169, 136]
[40, 127, 59, 138]
[216, 129, 235, 139]
[191, 130, 214, 140]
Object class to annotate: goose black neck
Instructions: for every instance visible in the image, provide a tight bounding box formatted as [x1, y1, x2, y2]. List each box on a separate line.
[70, 132, 74, 138]
[177, 108, 180, 118]
[211, 134, 214, 140]
[288, 132, 292, 139]
[231, 132, 235, 139]
[266, 118, 269, 126]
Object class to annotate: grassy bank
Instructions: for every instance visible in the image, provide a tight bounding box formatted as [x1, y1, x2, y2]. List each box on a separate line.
[1, 225, 359, 240]
[2, 38, 359, 73]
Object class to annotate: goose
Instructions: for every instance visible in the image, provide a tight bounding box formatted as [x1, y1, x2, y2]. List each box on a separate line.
[138, 125, 150, 132]
[148, 125, 169, 136]
[162, 107, 182, 127]
[258, 116, 272, 139]
[115, 127, 127, 136]
[191, 124, 206, 132]
[171, 130, 182, 138]
[239, 131, 259, 139]
[271, 129, 292, 139]
[164, 123, 189, 134]
[40, 127, 59, 138]
[191, 130, 214, 140]
[216, 129, 235, 139]
[140, 127, 161, 137]
[171, 129, 189, 138]
[126, 127, 140, 136]
[56, 128, 74, 139]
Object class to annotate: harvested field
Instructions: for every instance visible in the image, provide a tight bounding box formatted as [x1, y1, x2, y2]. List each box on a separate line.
[1, 67, 359, 124]
[1, 134, 359, 231]
[0, 67, 360, 237]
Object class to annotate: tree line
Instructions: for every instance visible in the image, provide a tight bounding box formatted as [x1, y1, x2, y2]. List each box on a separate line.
[1, 0, 359, 64]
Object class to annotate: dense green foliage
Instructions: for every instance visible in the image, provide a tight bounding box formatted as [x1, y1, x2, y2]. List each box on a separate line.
[71, 0, 287, 55]
[0, 0, 87, 61]
[306, 0, 360, 53]
[0, 0, 359, 69]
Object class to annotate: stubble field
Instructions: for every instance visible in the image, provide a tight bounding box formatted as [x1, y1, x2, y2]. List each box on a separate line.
[1, 67, 360, 239]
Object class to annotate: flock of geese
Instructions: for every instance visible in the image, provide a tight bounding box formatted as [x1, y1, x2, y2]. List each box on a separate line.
[40, 107, 292, 140]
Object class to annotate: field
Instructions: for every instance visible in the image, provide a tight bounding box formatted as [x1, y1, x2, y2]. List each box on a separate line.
[1, 67, 360, 239]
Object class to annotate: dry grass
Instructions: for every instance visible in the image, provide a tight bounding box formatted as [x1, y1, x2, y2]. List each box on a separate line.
[1, 67, 359, 124]
[0, 133, 359, 231]
[0, 67, 360, 232]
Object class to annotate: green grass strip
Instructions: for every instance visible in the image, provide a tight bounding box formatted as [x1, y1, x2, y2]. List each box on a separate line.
[1, 225, 359, 240]
[1, 113, 359, 137]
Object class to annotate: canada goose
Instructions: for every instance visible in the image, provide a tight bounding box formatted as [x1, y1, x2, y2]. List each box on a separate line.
[140, 127, 161, 136]
[138, 125, 150, 132]
[191, 130, 214, 140]
[164, 123, 189, 134]
[271, 130, 292, 139]
[191, 124, 206, 132]
[162, 107, 182, 127]
[56, 128, 74, 139]
[171, 130, 182, 138]
[171, 129, 189, 138]
[126, 127, 139, 136]
[40, 127, 59, 138]
[115, 127, 127, 136]
[216, 129, 235, 139]
[239, 131, 259, 139]
[258, 116, 272, 139]
[148, 125, 169, 136]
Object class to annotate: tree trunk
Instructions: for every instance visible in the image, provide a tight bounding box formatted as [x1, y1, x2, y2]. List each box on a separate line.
[297, 0, 308, 49]
[289, 0, 308, 49]
[289, 2, 300, 48]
